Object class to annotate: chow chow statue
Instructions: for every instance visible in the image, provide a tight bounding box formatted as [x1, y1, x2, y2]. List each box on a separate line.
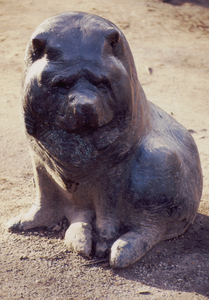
[7, 12, 203, 268]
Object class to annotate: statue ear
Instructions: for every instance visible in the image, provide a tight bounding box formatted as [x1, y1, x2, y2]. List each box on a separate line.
[105, 28, 120, 48]
[30, 34, 47, 61]
[32, 37, 46, 50]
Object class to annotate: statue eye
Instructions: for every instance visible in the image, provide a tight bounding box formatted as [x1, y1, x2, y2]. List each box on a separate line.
[53, 81, 74, 92]
[97, 80, 111, 90]
[56, 82, 67, 89]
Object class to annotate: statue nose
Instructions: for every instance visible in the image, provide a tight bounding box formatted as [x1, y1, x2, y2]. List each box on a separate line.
[56, 90, 114, 131]
[68, 93, 99, 128]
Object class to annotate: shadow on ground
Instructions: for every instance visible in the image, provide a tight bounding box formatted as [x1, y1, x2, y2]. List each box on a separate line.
[162, 0, 209, 7]
[112, 213, 209, 297]
[12, 212, 209, 297]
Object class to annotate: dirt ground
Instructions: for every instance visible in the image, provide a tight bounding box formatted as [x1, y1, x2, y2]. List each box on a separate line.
[1, 0, 209, 299]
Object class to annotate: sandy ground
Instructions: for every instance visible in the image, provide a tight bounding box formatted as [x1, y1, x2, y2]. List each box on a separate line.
[1, 0, 209, 299]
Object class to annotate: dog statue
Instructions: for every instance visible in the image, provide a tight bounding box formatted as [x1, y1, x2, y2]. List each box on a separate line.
[7, 12, 203, 268]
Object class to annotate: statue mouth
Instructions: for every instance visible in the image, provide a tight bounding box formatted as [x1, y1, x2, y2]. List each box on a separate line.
[54, 89, 114, 133]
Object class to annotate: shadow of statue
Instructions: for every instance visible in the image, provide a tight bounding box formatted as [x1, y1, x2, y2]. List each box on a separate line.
[112, 213, 209, 297]
[162, 0, 209, 8]
[12, 212, 209, 296]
